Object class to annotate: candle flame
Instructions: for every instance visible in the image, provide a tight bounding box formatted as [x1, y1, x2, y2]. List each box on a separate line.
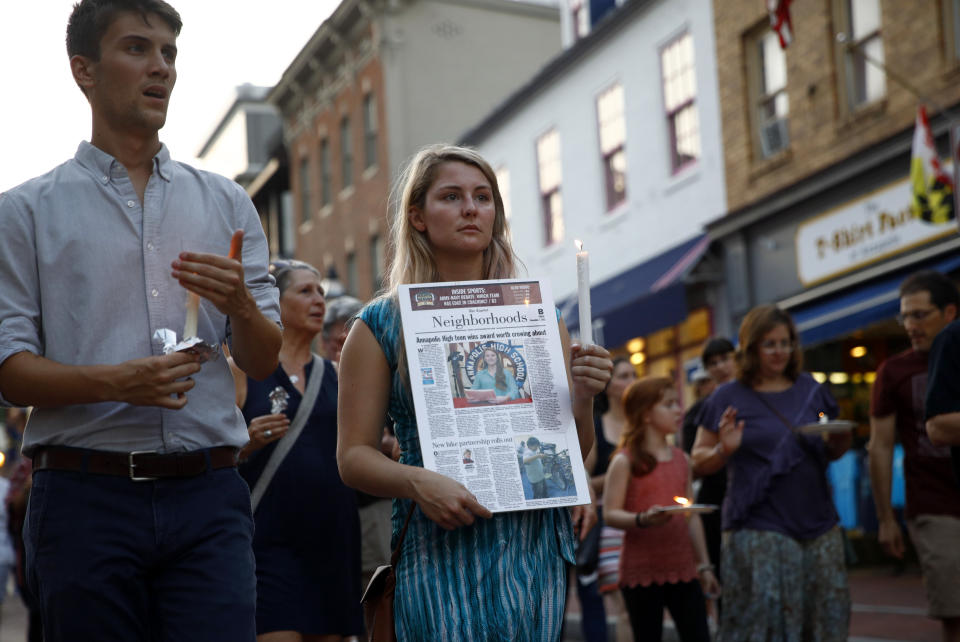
[818, 412, 825, 419]
[575, 239, 583, 252]
[673, 496, 690, 506]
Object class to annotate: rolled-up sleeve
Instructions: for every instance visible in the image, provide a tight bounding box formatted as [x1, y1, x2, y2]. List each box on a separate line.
[0, 191, 43, 405]
[224, 184, 280, 346]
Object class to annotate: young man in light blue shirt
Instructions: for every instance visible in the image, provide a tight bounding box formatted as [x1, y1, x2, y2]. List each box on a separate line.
[0, 1, 281, 639]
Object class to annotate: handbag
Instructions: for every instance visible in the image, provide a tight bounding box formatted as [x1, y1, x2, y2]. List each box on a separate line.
[360, 504, 416, 642]
[250, 355, 324, 513]
[575, 513, 602, 576]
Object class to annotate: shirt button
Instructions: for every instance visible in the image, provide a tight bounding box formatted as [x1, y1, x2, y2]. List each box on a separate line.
[101, 176, 109, 184]
[147, 242, 155, 251]
[151, 288, 159, 297]
[126, 200, 135, 208]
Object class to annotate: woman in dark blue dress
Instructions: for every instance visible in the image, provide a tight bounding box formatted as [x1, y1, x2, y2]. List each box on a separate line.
[233, 260, 362, 642]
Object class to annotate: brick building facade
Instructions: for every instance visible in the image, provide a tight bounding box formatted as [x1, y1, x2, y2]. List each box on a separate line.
[716, 0, 960, 213]
[270, 0, 562, 300]
[705, 0, 960, 431]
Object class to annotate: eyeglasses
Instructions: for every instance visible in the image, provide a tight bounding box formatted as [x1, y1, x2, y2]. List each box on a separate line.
[759, 339, 795, 354]
[896, 308, 938, 325]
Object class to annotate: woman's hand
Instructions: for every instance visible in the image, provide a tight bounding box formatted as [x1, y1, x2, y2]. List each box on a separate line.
[699, 568, 721, 598]
[571, 502, 598, 540]
[410, 468, 493, 530]
[717, 406, 744, 456]
[246, 413, 290, 452]
[636, 506, 672, 528]
[570, 343, 613, 401]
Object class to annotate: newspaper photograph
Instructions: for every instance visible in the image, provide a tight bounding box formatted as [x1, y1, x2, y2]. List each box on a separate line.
[398, 278, 591, 513]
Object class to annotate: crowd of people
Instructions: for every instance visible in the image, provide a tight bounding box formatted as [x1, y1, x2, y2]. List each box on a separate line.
[2, 1, 960, 642]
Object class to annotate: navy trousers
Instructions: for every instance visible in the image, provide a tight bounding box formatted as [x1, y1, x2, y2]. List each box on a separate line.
[25, 465, 256, 642]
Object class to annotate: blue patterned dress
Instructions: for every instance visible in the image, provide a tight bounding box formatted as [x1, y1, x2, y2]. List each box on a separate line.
[358, 298, 576, 641]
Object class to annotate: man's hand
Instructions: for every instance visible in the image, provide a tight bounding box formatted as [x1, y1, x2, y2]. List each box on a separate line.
[878, 516, 905, 559]
[172, 230, 257, 320]
[109, 352, 202, 409]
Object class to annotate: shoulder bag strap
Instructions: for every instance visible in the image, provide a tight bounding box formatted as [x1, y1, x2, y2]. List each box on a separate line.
[747, 385, 834, 498]
[250, 355, 326, 513]
[747, 386, 796, 432]
[391, 504, 417, 567]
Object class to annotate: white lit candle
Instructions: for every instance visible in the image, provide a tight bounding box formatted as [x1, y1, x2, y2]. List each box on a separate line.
[575, 240, 592, 346]
[184, 292, 199, 339]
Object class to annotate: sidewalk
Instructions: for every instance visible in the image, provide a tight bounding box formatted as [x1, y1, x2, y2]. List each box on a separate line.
[848, 566, 939, 642]
[563, 564, 940, 641]
[0, 593, 27, 642]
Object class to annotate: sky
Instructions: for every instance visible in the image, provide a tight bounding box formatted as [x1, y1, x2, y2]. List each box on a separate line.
[0, 1, 341, 192]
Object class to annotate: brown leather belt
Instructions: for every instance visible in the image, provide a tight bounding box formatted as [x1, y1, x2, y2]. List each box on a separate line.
[32, 446, 238, 481]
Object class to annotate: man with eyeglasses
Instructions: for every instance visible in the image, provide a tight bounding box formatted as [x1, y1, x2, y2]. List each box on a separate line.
[870, 270, 960, 641]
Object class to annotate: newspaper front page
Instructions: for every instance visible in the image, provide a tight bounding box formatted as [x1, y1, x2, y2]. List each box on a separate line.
[398, 278, 591, 513]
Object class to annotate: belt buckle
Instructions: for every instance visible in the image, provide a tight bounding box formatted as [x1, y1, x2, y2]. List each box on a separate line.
[129, 450, 159, 481]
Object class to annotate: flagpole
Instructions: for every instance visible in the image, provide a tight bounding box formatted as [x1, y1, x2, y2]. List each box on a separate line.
[836, 33, 960, 125]
[837, 34, 960, 227]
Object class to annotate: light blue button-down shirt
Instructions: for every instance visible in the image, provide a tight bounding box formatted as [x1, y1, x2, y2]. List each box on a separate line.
[0, 142, 281, 454]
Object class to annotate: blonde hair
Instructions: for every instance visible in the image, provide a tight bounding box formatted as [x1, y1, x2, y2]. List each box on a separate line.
[382, 144, 521, 387]
[384, 144, 518, 293]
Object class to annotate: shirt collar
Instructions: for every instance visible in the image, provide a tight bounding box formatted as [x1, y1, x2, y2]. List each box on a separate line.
[75, 141, 173, 183]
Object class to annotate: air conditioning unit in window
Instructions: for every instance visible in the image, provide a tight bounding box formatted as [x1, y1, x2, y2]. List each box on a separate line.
[759, 118, 789, 158]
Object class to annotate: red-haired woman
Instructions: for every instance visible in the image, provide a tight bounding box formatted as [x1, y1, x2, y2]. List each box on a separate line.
[604, 376, 718, 641]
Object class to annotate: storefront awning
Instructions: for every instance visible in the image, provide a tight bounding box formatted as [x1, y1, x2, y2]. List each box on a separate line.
[562, 234, 710, 347]
[790, 253, 960, 346]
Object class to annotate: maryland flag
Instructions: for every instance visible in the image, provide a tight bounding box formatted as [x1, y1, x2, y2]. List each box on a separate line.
[910, 105, 955, 224]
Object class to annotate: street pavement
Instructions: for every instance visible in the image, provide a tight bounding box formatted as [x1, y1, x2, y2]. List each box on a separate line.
[0, 564, 936, 641]
[0, 591, 27, 642]
[563, 564, 939, 641]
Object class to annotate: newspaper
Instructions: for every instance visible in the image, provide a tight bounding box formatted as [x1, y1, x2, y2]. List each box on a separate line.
[398, 278, 591, 513]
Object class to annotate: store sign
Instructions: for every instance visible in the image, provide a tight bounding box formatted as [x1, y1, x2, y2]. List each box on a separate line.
[796, 172, 957, 286]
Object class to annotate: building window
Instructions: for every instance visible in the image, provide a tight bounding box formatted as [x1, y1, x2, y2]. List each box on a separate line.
[571, 1, 589, 40]
[370, 234, 384, 292]
[837, 0, 885, 109]
[298, 156, 312, 224]
[536, 129, 564, 246]
[320, 139, 331, 207]
[363, 93, 378, 170]
[495, 167, 511, 221]
[346, 251, 357, 295]
[340, 116, 353, 189]
[749, 29, 789, 158]
[660, 32, 700, 172]
[596, 83, 627, 210]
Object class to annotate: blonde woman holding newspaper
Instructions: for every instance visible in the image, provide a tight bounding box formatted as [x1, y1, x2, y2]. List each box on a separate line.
[337, 144, 612, 640]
